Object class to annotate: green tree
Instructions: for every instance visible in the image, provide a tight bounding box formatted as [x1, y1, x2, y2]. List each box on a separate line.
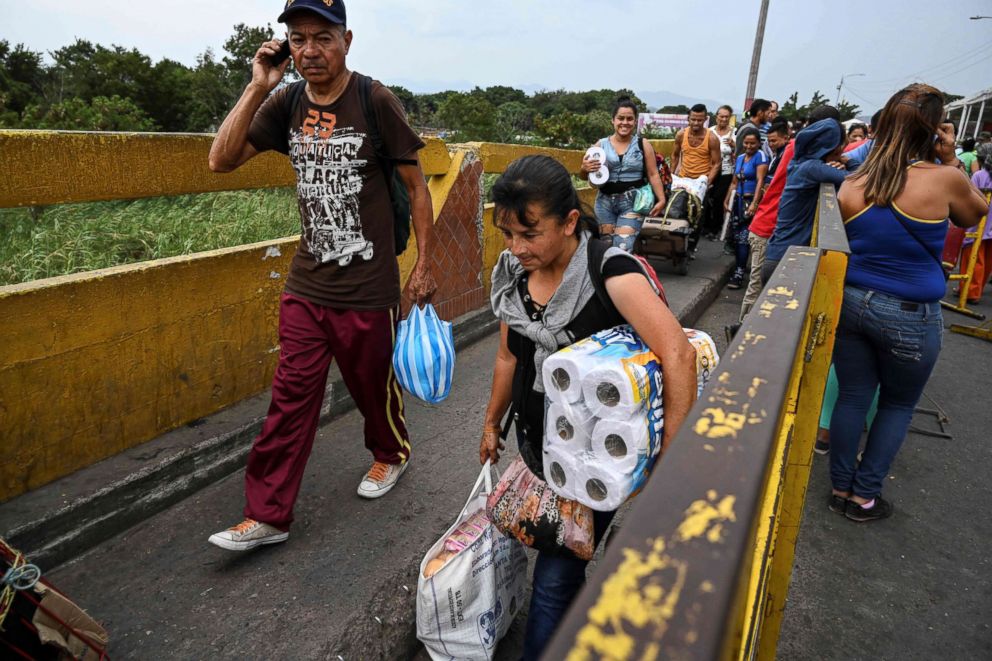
[184, 49, 233, 132]
[836, 100, 861, 122]
[494, 101, 533, 142]
[777, 90, 853, 121]
[222, 23, 277, 91]
[436, 92, 496, 141]
[657, 104, 690, 114]
[20, 94, 156, 131]
[534, 110, 611, 149]
[478, 85, 527, 108]
[0, 41, 47, 122]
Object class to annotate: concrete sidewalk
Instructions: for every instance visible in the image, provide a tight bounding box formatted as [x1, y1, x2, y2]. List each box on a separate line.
[2, 241, 733, 659]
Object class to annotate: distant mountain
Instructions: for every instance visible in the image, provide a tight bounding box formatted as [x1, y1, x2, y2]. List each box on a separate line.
[636, 90, 724, 112]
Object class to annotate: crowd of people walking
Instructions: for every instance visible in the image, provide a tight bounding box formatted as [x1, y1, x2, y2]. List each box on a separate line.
[193, 2, 992, 656]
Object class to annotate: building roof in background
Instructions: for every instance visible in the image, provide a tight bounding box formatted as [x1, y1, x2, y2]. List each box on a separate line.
[946, 87, 992, 110]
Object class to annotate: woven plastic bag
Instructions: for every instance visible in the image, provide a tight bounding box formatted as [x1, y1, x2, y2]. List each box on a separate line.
[393, 303, 455, 403]
[416, 462, 528, 660]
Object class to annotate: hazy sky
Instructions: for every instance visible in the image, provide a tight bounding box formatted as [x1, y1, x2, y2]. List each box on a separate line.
[3, 0, 991, 113]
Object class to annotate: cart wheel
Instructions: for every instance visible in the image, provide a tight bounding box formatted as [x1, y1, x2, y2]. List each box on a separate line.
[676, 257, 689, 276]
[338, 255, 353, 267]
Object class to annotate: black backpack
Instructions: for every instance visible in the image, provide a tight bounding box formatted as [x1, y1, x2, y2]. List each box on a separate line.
[287, 74, 413, 256]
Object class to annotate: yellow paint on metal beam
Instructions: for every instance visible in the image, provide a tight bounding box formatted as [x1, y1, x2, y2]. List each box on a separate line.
[756, 250, 848, 660]
[0, 131, 450, 208]
[564, 492, 736, 660]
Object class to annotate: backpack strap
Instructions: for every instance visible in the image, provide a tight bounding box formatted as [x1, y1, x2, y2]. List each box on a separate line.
[285, 79, 307, 127]
[587, 238, 668, 310]
[639, 136, 648, 181]
[587, 238, 626, 321]
[355, 73, 391, 174]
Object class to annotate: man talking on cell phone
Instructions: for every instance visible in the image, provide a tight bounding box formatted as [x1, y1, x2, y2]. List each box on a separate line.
[207, 0, 437, 551]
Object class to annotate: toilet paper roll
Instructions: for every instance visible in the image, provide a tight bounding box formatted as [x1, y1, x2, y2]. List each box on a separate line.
[590, 417, 649, 473]
[543, 351, 599, 403]
[545, 401, 595, 450]
[584, 146, 606, 165]
[576, 462, 634, 512]
[589, 165, 609, 186]
[581, 363, 651, 420]
[544, 445, 582, 501]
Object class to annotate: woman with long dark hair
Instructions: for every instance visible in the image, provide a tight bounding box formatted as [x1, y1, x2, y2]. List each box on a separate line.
[481, 155, 697, 657]
[830, 84, 988, 521]
[579, 97, 668, 252]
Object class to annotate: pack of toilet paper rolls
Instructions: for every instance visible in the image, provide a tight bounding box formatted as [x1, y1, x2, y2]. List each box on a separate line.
[542, 325, 719, 511]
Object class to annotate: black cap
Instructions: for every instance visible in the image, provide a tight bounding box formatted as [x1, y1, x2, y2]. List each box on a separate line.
[278, 0, 347, 25]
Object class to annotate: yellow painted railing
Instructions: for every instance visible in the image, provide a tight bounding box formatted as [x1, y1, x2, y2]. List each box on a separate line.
[0, 131, 672, 502]
[545, 184, 849, 660]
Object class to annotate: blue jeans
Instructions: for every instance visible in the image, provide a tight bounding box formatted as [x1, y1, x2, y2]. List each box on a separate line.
[829, 285, 943, 499]
[521, 509, 615, 660]
[594, 189, 643, 253]
[731, 194, 753, 270]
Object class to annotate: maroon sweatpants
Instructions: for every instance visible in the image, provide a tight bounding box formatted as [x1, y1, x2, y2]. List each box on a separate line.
[244, 292, 410, 530]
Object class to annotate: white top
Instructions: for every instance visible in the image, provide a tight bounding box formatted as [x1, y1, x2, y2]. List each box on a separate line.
[710, 126, 736, 175]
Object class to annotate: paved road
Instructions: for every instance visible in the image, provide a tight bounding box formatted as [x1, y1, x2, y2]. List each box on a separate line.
[42, 248, 991, 660]
[42, 242, 731, 660]
[777, 291, 992, 661]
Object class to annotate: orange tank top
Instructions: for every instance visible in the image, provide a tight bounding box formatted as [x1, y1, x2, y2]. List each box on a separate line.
[680, 128, 712, 179]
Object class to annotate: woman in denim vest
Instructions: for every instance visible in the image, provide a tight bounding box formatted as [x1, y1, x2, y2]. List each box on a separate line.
[579, 97, 667, 252]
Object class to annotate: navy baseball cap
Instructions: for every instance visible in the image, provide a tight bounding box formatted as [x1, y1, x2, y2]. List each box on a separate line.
[278, 0, 347, 26]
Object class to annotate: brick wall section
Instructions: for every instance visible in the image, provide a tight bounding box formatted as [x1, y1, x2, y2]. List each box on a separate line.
[402, 158, 486, 321]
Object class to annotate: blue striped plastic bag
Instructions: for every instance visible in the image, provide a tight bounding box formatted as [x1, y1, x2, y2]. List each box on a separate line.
[393, 303, 455, 404]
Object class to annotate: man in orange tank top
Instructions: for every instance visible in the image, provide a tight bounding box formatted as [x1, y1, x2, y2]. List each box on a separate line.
[671, 104, 722, 182]
[671, 104, 722, 250]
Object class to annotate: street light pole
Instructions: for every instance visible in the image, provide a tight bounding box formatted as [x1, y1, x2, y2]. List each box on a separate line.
[744, 0, 770, 112]
[836, 73, 866, 105]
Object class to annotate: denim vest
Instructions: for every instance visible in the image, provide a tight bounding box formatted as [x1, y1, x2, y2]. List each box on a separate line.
[600, 136, 645, 184]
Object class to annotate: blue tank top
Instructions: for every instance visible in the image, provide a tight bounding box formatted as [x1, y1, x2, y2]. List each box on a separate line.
[734, 151, 768, 196]
[600, 136, 645, 183]
[844, 202, 948, 302]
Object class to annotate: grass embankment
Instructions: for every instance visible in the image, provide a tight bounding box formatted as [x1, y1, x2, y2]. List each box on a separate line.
[2, 172, 590, 287]
[0, 189, 300, 286]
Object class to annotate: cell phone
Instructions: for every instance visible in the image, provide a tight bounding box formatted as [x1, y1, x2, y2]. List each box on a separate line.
[270, 40, 291, 66]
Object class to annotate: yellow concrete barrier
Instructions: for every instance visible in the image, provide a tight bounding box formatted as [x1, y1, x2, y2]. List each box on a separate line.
[0, 131, 451, 208]
[0, 135, 462, 501]
[0, 238, 294, 499]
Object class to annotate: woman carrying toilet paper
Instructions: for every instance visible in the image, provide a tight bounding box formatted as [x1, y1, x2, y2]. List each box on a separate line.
[482, 154, 697, 660]
[579, 96, 668, 252]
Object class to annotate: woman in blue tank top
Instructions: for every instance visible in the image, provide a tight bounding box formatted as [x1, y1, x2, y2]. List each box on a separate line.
[829, 84, 988, 522]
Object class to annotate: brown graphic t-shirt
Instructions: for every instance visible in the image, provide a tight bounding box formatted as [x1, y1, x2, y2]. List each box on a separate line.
[248, 74, 425, 310]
